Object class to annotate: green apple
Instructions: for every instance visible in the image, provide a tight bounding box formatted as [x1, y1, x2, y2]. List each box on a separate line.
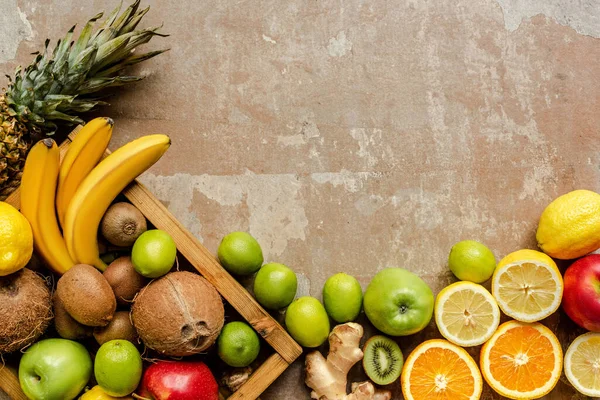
[19, 338, 92, 400]
[363, 268, 434, 336]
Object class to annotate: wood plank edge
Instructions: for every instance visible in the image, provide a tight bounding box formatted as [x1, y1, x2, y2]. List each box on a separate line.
[228, 353, 290, 400]
[0, 366, 27, 400]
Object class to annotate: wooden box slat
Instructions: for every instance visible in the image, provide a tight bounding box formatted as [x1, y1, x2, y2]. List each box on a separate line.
[1, 126, 302, 399]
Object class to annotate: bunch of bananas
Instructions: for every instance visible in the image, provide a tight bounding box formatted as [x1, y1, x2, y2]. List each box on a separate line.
[20, 118, 170, 274]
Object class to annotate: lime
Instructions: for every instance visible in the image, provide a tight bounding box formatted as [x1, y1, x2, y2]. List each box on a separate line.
[323, 272, 363, 323]
[217, 232, 263, 275]
[253, 263, 297, 310]
[217, 321, 260, 367]
[285, 297, 330, 348]
[448, 240, 496, 283]
[131, 230, 176, 278]
[94, 340, 142, 397]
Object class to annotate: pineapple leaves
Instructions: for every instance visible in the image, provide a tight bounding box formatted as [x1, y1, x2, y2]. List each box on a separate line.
[5, 0, 167, 132]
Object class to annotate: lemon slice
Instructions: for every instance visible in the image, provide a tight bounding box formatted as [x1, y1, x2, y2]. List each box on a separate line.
[491, 249, 563, 323]
[565, 332, 600, 397]
[434, 281, 500, 347]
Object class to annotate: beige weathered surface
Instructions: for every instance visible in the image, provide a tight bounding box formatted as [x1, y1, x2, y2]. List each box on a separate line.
[2, 0, 600, 398]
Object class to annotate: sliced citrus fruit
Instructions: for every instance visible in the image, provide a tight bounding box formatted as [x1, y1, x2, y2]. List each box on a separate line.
[401, 339, 482, 400]
[435, 281, 500, 347]
[480, 320, 562, 399]
[491, 249, 563, 322]
[564, 332, 600, 397]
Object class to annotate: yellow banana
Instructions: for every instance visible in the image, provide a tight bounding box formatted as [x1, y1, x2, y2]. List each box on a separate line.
[56, 117, 114, 228]
[21, 139, 75, 274]
[64, 134, 171, 271]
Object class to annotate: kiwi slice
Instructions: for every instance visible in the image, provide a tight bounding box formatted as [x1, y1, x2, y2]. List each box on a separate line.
[362, 335, 403, 385]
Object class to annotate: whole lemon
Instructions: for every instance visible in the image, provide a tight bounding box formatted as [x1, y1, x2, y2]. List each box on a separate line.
[537, 190, 600, 259]
[0, 202, 33, 276]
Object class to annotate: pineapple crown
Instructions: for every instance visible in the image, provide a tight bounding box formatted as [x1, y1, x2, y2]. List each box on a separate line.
[4, 0, 168, 137]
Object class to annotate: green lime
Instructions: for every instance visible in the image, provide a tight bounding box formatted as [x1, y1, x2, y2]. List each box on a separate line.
[285, 297, 330, 348]
[217, 232, 263, 275]
[94, 340, 142, 397]
[323, 272, 363, 323]
[448, 240, 496, 283]
[217, 321, 260, 367]
[253, 263, 297, 310]
[131, 230, 176, 278]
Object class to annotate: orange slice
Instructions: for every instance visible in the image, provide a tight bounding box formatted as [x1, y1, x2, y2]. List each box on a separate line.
[480, 320, 562, 399]
[401, 339, 482, 400]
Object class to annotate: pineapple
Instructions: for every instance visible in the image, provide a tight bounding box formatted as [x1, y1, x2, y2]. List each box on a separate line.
[0, 0, 167, 198]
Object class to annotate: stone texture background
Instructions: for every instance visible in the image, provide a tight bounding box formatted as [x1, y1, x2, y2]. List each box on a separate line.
[2, 0, 600, 399]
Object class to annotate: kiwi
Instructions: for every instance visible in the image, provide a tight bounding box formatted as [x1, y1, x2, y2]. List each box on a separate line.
[56, 264, 116, 327]
[362, 335, 403, 385]
[101, 202, 147, 247]
[0, 268, 52, 354]
[94, 311, 138, 345]
[103, 256, 147, 305]
[53, 292, 92, 340]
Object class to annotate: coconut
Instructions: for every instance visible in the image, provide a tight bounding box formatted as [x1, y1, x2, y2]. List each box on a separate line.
[131, 271, 224, 357]
[0, 268, 52, 354]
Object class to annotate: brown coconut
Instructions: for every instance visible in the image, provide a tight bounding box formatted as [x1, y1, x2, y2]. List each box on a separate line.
[0, 268, 52, 354]
[56, 264, 116, 327]
[132, 271, 224, 357]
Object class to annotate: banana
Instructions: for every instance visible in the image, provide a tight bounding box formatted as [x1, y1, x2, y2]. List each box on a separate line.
[21, 139, 75, 274]
[64, 134, 171, 271]
[56, 117, 114, 228]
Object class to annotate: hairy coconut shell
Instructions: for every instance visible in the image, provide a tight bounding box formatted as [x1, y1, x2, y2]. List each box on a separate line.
[53, 292, 92, 340]
[132, 271, 224, 357]
[103, 256, 147, 305]
[56, 264, 116, 327]
[0, 268, 52, 354]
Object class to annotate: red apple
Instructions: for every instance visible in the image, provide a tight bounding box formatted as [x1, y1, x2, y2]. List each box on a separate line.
[136, 361, 218, 400]
[563, 254, 600, 331]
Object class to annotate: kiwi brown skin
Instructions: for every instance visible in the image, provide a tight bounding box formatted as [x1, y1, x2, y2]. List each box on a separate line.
[103, 256, 147, 305]
[101, 202, 147, 247]
[56, 264, 116, 327]
[94, 311, 138, 345]
[53, 292, 93, 340]
[131, 271, 225, 357]
[0, 268, 52, 354]
[362, 335, 404, 386]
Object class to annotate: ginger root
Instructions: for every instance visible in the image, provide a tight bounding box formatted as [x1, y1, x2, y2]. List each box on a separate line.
[305, 323, 392, 400]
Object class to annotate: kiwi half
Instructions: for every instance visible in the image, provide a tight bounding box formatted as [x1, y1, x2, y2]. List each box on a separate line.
[362, 335, 403, 385]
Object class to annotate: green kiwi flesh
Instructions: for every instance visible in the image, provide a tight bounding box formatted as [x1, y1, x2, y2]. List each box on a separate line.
[362, 335, 403, 385]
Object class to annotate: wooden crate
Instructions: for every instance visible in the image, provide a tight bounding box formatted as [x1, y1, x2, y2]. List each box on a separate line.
[0, 126, 303, 400]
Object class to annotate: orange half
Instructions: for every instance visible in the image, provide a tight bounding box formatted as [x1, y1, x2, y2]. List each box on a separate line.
[401, 339, 482, 400]
[480, 320, 562, 399]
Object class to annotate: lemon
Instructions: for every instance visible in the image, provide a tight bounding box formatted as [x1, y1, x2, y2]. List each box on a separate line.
[94, 340, 142, 397]
[564, 332, 600, 397]
[491, 249, 563, 322]
[434, 281, 500, 347]
[448, 240, 496, 283]
[217, 321, 261, 367]
[285, 297, 330, 348]
[217, 232, 263, 275]
[537, 189, 600, 259]
[0, 202, 33, 276]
